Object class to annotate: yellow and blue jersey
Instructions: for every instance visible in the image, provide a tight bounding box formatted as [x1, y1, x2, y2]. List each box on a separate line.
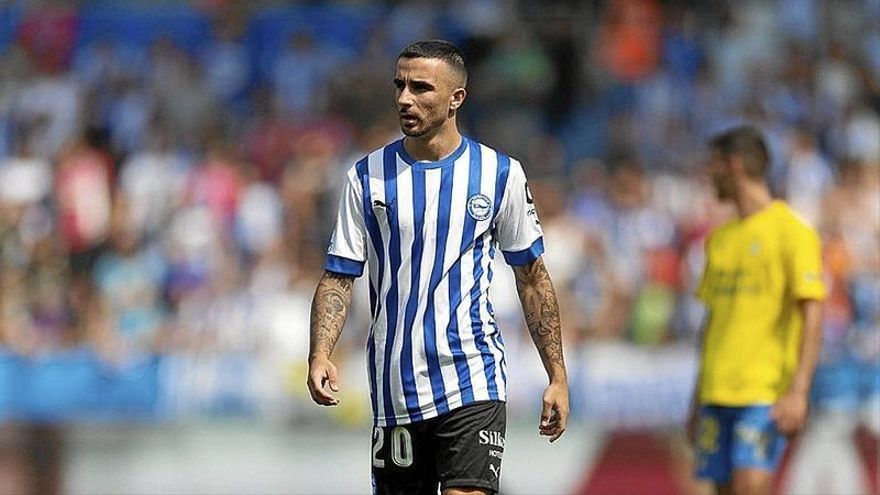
[697, 200, 826, 406]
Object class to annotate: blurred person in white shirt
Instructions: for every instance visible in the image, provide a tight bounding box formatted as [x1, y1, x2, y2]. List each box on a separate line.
[119, 125, 191, 238]
[0, 126, 52, 213]
[784, 128, 834, 226]
[15, 59, 82, 160]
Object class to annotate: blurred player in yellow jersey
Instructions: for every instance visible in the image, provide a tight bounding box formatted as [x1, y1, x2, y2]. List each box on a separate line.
[686, 126, 826, 495]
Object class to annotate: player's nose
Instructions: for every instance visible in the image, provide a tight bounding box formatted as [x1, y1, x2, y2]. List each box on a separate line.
[397, 87, 414, 108]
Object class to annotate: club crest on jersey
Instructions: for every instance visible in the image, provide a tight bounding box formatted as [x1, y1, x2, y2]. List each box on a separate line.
[467, 193, 492, 221]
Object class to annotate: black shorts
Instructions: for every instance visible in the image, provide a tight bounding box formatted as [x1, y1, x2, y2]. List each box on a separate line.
[371, 400, 506, 495]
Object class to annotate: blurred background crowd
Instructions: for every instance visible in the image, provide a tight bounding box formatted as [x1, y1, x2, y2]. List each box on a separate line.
[0, 0, 878, 493]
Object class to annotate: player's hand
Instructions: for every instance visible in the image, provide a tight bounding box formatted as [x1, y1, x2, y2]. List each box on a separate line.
[771, 390, 808, 436]
[307, 355, 340, 406]
[539, 381, 569, 443]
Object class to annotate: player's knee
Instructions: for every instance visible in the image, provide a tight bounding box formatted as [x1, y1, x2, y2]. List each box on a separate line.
[731, 469, 773, 495]
[714, 483, 733, 495]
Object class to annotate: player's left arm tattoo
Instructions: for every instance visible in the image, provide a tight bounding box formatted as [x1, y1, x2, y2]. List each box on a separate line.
[309, 271, 355, 360]
[512, 257, 567, 383]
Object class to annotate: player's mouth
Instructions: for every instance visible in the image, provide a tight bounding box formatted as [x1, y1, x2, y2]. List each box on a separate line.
[400, 113, 419, 125]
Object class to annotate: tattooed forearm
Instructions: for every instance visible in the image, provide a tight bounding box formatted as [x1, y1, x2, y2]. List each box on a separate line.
[513, 258, 567, 382]
[309, 271, 355, 360]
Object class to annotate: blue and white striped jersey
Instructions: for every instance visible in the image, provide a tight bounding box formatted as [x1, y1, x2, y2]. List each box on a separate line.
[324, 137, 543, 426]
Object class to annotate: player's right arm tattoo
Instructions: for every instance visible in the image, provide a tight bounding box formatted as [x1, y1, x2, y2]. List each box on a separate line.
[512, 257, 567, 382]
[309, 271, 355, 360]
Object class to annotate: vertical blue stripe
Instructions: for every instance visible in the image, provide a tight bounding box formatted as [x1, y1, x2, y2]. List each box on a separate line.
[446, 285, 474, 404]
[358, 158, 384, 321]
[421, 167, 453, 414]
[446, 143, 480, 404]
[380, 146, 401, 425]
[491, 330, 507, 385]
[465, 140, 499, 399]
[488, 151, 510, 386]
[357, 157, 382, 422]
[493, 152, 511, 223]
[488, 152, 510, 388]
[470, 235, 498, 398]
[400, 166, 426, 421]
[366, 324, 378, 426]
[368, 284, 377, 324]
[486, 242, 507, 385]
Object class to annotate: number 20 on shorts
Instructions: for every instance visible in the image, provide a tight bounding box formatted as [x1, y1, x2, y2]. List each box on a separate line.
[372, 426, 414, 468]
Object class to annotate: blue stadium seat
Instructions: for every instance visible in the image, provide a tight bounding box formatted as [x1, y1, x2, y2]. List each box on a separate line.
[93, 355, 161, 420]
[0, 350, 163, 422]
[0, 348, 24, 420]
[25, 349, 103, 421]
[0, 2, 23, 51]
[246, 5, 380, 80]
[76, 4, 211, 54]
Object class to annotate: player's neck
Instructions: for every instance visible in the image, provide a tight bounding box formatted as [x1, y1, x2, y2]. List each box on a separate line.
[403, 124, 462, 162]
[734, 182, 773, 219]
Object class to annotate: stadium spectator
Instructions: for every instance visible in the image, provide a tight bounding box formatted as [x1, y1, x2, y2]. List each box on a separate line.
[54, 130, 115, 274]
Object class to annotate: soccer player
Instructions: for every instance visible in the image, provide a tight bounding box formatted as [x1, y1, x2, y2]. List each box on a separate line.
[687, 126, 826, 495]
[307, 40, 569, 495]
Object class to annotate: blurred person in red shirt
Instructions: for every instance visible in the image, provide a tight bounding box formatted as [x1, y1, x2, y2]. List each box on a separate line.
[595, 0, 662, 83]
[183, 137, 244, 240]
[54, 128, 115, 274]
[15, 0, 77, 75]
[241, 86, 298, 183]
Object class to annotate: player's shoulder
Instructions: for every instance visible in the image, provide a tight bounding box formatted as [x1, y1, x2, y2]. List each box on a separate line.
[467, 137, 519, 167]
[341, 152, 373, 187]
[471, 138, 505, 156]
[342, 159, 362, 182]
[706, 218, 738, 245]
[770, 201, 819, 237]
[346, 141, 399, 177]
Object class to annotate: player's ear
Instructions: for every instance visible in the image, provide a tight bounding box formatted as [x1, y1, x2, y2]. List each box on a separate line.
[449, 87, 466, 112]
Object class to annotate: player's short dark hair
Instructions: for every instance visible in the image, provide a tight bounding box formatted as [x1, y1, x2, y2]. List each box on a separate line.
[398, 39, 467, 87]
[708, 125, 771, 178]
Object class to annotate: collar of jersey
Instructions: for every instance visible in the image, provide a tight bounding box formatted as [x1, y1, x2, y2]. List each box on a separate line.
[737, 199, 783, 224]
[396, 137, 467, 170]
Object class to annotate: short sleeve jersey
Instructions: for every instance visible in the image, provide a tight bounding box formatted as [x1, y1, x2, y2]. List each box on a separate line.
[325, 137, 543, 426]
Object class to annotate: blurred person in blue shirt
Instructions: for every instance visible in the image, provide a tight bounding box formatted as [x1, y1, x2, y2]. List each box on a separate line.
[271, 31, 346, 119]
[92, 208, 168, 361]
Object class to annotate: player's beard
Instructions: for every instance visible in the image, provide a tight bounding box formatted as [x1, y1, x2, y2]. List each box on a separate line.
[400, 111, 446, 138]
[400, 120, 427, 137]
